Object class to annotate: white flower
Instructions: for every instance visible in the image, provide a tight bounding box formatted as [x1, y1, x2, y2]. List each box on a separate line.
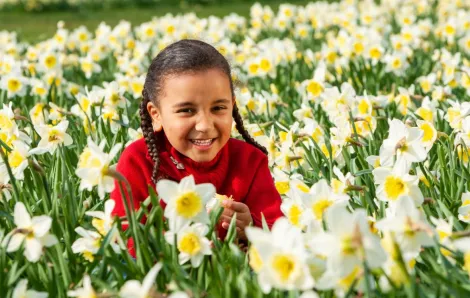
[379, 119, 426, 168]
[373, 162, 424, 206]
[0, 140, 30, 183]
[119, 263, 163, 298]
[458, 192, 470, 223]
[302, 179, 349, 223]
[164, 222, 212, 267]
[75, 137, 122, 199]
[67, 275, 96, 298]
[12, 279, 48, 298]
[313, 204, 386, 290]
[376, 196, 434, 257]
[29, 120, 73, 155]
[71, 227, 102, 262]
[85, 199, 116, 236]
[0, 102, 19, 138]
[246, 218, 314, 293]
[0, 72, 29, 98]
[2, 202, 58, 262]
[156, 175, 215, 231]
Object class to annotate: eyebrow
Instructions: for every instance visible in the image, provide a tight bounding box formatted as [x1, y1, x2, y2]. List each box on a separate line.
[172, 99, 231, 108]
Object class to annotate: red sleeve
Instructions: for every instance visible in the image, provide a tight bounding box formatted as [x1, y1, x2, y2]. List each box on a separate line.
[110, 145, 152, 222]
[243, 155, 283, 228]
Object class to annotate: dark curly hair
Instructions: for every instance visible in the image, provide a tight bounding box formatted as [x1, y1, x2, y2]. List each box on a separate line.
[140, 39, 267, 185]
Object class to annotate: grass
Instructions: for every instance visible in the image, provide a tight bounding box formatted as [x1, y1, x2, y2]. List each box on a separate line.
[0, 0, 313, 43]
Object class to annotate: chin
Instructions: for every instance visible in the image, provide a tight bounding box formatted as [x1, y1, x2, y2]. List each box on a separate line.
[190, 152, 217, 163]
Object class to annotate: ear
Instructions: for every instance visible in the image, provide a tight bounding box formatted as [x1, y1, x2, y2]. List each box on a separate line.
[232, 95, 237, 106]
[147, 101, 162, 132]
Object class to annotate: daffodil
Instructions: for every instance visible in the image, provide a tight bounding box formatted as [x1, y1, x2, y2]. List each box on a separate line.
[165, 222, 212, 267]
[12, 279, 48, 298]
[246, 218, 314, 293]
[0, 140, 30, 183]
[376, 196, 434, 257]
[453, 237, 470, 278]
[75, 137, 122, 199]
[85, 199, 116, 236]
[156, 175, 215, 231]
[458, 192, 470, 223]
[0, 72, 28, 98]
[29, 120, 73, 155]
[71, 227, 102, 262]
[416, 120, 437, 152]
[379, 119, 426, 168]
[0, 102, 19, 138]
[119, 263, 163, 298]
[313, 204, 386, 290]
[2, 202, 57, 262]
[302, 179, 349, 222]
[373, 162, 424, 206]
[67, 275, 97, 298]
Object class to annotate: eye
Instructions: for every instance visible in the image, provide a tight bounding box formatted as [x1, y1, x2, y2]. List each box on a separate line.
[176, 108, 195, 114]
[212, 106, 227, 112]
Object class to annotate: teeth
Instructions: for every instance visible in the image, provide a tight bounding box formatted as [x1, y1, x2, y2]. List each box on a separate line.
[192, 139, 213, 146]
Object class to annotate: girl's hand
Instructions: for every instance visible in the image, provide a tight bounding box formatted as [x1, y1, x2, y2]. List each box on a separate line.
[219, 200, 253, 242]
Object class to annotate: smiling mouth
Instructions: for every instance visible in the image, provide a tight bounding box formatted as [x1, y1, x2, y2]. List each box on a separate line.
[190, 138, 216, 146]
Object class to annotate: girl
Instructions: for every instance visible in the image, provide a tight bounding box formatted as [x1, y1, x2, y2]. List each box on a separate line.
[110, 39, 283, 255]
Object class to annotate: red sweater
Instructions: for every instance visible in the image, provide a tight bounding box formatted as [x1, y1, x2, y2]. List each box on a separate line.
[110, 132, 283, 255]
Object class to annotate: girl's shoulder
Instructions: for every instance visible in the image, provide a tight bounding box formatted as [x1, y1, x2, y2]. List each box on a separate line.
[120, 137, 152, 163]
[226, 138, 267, 165]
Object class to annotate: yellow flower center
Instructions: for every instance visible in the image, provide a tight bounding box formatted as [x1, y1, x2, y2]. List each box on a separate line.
[8, 150, 25, 168]
[248, 63, 259, 75]
[178, 232, 201, 255]
[8, 78, 21, 93]
[339, 265, 361, 289]
[358, 99, 370, 115]
[288, 204, 302, 227]
[275, 181, 290, 195]
[420, 123, 434, 142]
[249, 246, 263, 272]
[92, 218, 106, 236]
[312, 198, 333, 219]
[306, 81, 323, 97]
[45, 56, 57, 69]
[464, 252, 470, 276]
[131, 82, 143, 96]
[0, 113, 14, 131]
[417, 108, 433, 122]
[48, 129, 62, 142]
[271, 254, 296, 282]
[392, 58, 402, 69]
[384, 176, 407, 200]
[175, 191, 203, 219]
[260, 59, 271, 71]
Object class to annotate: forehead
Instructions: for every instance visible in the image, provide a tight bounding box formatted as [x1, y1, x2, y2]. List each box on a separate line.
[160, 69, 232, 105]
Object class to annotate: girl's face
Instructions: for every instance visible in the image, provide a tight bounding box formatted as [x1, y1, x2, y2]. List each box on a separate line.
[148, 68, 234, 162]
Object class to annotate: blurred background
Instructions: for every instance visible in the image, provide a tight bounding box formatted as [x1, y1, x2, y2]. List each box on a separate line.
[0, 0, 315, 42]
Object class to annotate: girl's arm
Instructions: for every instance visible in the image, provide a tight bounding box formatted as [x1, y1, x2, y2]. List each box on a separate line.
[243, 155, 284, 228]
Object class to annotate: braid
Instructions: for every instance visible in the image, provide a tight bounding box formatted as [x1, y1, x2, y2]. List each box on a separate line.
[232, 103, 268, 156]
[140, 88, 161, 185]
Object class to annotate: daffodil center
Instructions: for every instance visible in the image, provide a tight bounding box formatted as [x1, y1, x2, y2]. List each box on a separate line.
[178, 232, 201, 255]
[175, 191, 203, 218]
[271, 254, 297, 282]
[384, 176, 407, 200]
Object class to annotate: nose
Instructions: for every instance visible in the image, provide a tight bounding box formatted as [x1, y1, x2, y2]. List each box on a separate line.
[195, 112, 214, 133]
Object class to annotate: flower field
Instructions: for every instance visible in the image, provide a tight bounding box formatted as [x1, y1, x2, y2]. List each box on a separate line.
[1, 0, 470, 296]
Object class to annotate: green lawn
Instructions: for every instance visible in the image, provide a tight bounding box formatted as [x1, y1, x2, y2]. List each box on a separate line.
[0, 0, 313, 43]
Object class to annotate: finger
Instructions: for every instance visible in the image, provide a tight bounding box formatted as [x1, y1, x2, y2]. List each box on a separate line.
[221, 208, 234, 218]
[219, 215, 244, 227]
[222, 200, 249, 213]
